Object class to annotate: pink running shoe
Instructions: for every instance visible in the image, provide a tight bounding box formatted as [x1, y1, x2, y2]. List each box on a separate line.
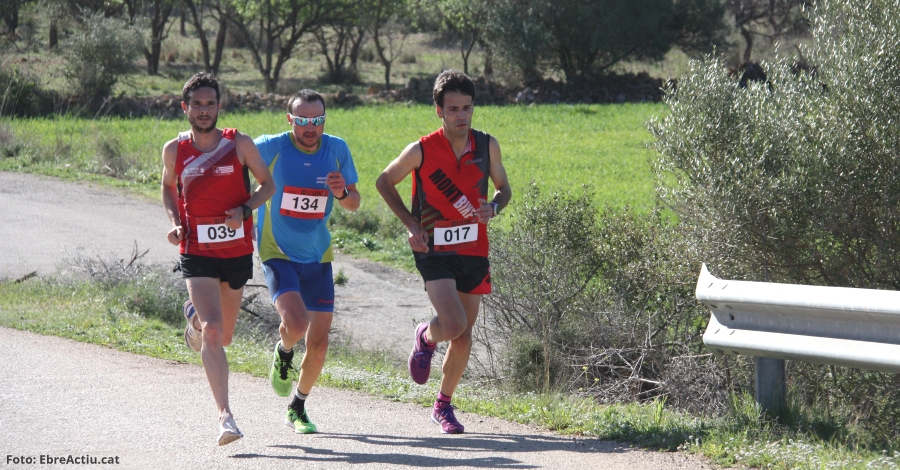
[408, 323, 436, 384]
[431, 402, 465, 434]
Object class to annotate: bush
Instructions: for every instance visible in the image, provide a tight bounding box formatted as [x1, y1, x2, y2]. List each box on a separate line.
[481, 184, 721, 412]
[63, 12, 142, 108]
[0, 65, 52, 117]
[650, 0, 900, 444]
[66, 245, 186, 325]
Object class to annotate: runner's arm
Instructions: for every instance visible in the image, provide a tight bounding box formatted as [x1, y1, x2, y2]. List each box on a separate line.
[160, 140, 183, 245]
[487, 136, 511, 215]
[376, 142, 429, 253]
[326, 172, 360, 211]
[224, 133, 275, 229]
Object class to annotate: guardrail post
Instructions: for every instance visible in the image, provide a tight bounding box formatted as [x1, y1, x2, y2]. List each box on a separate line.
[754, 357, 785, 412]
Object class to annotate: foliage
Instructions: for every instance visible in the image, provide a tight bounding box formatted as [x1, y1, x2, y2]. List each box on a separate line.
[0, 64, 51, 117]
[650, 0, 900, 446]
[730, 0, 818, 62]
[365, 0, 412, 90]
[63, 11, 142, 107]
[651, 0, 900, 289]
[482, 184, 721, 412]
[487, 0, 728, 83]
[227, 0, 333, 93]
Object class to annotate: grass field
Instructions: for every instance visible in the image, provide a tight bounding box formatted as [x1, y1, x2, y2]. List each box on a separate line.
[1, 102, 664, 212]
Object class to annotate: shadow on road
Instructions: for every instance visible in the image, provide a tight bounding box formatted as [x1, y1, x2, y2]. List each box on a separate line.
[230, 432, 626, 467]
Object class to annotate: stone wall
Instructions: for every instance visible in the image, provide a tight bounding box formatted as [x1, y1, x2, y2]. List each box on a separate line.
[98, 72, 668, 118]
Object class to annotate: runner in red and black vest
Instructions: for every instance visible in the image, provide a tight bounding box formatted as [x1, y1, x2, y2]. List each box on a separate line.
[161, 72, 274, 446]
[377, 69, 512, 434]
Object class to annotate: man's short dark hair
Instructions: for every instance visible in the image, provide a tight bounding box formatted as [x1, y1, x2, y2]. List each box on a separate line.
[287, 89, 326, 114]
[433, 70, 475, 107]
[182, 72, 220, 103]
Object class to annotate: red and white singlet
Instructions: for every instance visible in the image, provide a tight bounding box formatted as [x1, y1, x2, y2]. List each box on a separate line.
[175, 128, 253, 257]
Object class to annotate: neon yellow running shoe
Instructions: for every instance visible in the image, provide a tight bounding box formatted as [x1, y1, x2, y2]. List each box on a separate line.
[285, 407, 318, 434]
[269, 341, 295, 397]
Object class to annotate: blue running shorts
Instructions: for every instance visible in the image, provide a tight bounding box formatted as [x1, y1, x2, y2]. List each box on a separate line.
[262, 258, 335, 312]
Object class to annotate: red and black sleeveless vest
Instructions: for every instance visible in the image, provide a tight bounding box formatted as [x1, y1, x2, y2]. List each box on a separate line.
[411, 128, 491, 260]
[175, 128, 253, 257]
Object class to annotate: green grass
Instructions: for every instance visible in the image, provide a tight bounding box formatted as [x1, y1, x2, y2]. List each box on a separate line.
[1, 103, 662, 210]
[1, 274, 898, 469]
[1, 103, 663, 271]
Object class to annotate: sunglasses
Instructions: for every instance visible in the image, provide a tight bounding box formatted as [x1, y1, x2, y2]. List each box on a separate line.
[289, 113, 326, 126]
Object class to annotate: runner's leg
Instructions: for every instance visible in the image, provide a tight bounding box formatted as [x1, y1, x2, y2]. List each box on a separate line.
[296, 310, 333, 394]
[438, 291, 481, 397]
[423, 278, 469, 344]
[275, 291, 309, 350]
[186, 277, 231, 416]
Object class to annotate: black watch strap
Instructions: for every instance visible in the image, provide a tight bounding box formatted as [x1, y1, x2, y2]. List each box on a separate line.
[241, 204, 252, 220]
[335, 187, 350, 200]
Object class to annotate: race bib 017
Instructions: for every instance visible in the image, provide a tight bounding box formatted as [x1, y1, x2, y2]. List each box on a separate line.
[433, 218, 478, 252]
[280, 186, 329, 219]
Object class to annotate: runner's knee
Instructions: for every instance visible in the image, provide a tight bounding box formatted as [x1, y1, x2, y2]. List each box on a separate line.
[201, 321, 225, 345]
[280, 310, 309, 340]
[305, 334, 329, 357]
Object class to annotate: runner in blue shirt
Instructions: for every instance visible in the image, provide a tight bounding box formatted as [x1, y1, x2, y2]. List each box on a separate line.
[254, 89, 360, 434]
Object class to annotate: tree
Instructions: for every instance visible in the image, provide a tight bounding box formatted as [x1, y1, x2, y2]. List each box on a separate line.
[313, 0, 366, 84]
[488, 0, 727, 83]
[430, 0, 491, 76]
[1, 0, 35, 37]
[142, 0, 177, 75]
[366, 0, 410, 90]
[180, 0, 230, 74]
[730, 0, 818, 62]
[227, 0, 331, 93]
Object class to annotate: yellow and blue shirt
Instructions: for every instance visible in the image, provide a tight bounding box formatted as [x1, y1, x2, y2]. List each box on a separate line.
[254, 132, 358, 264]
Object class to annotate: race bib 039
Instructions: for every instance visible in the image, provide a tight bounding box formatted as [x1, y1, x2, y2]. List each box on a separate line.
[195, 216, 245, 250]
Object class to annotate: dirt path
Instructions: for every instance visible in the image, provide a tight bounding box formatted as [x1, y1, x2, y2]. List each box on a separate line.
[0, 172, 719, 468]
[0, 171, 430, 357]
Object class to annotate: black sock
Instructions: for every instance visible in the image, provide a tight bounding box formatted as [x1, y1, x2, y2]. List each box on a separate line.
[289, 390, 308, 411]
[278, 343, 294, 363]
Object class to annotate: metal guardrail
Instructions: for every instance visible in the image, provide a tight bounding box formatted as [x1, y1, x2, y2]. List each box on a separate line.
[695, 263, 900, 409]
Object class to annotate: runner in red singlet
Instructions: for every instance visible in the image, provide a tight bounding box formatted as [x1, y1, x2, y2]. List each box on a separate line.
[376, 70, 512, 434]
[161, 72, 274, 446]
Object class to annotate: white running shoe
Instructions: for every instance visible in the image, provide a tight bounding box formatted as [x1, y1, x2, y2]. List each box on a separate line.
[218, 412, 243, 446]
[182, 300, 202, 352]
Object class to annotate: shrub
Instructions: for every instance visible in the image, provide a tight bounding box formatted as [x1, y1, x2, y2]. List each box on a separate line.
[482, 184, 720, 411]
[63, 12, 142, 108]
[66, 245, 186, 325]
[0, 65, 50, 117]
[649, 0, 900, 444]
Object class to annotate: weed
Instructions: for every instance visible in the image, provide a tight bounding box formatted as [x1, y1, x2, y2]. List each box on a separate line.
[334, 268, 349, 286]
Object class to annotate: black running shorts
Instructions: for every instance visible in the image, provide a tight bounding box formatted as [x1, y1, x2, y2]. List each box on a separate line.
[179, 254, 253, 290]
[415, 255, 491, 294]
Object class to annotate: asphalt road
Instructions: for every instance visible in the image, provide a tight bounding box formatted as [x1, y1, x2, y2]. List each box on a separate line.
[0, 172, 717, 469]
[0, 327, 713, 470]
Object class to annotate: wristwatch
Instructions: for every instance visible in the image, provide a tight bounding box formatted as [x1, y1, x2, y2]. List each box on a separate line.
[240, 204, 252, 220]
[489, 202, 499, 217]
[335, 187, 350, 200]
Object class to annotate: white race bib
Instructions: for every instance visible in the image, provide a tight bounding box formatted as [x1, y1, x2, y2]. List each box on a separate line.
[280, 186, 328, 219]
[433, 219, 478, 252]
[196, 218, 244, 245]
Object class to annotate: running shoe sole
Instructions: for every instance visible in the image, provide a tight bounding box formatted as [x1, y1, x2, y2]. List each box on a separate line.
[408, 323, 435, 384]
[182, 300, 201, 353]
